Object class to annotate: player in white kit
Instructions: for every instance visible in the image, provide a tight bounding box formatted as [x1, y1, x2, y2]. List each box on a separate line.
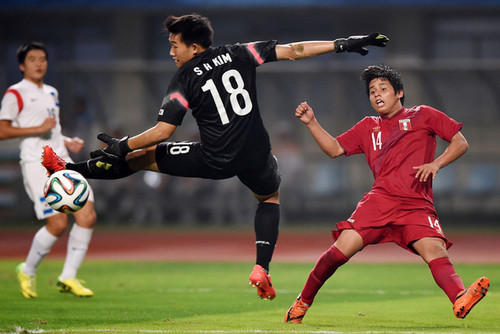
[0, 42, 97, 298]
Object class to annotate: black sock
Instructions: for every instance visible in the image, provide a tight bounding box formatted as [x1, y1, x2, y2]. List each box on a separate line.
[254, 202, 280, 273]
[67, 158, 136, 179]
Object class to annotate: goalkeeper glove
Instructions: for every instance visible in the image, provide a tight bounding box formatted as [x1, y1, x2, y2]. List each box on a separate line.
[334, 33, 389, 56]
[89, 132, 132, 162]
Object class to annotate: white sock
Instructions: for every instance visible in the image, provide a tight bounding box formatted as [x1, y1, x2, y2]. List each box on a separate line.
[60, 224, 93, 281]
[24, 226, 59, 276]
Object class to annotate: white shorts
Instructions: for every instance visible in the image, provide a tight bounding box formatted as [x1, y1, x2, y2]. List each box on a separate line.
[20, 159, 94, 220]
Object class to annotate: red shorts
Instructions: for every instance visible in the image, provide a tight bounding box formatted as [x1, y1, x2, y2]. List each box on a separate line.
[332, 192, 452, 254]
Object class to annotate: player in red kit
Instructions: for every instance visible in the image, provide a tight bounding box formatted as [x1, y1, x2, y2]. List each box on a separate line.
[285, 65, 489, 323]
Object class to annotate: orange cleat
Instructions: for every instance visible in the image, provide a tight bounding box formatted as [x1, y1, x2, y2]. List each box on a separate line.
[453, 276, 489, 319]
[249, 264, 276, 300]
[284, 295, 310, 323]
[42, 145, 66, 175]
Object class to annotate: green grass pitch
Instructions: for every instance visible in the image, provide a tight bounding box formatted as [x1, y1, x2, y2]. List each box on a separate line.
[0, 260, 498, 333]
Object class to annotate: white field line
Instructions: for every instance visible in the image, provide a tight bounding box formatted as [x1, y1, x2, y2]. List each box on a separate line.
[8, 329, 498, 334]
[7, 290, 494, 334]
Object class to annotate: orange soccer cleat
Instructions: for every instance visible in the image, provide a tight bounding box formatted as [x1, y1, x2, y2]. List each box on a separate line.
[284, 295, 310, 324]
[453, 276, 489, 319]
[42, 145, 66, 175]
[249, 264, 276, 300]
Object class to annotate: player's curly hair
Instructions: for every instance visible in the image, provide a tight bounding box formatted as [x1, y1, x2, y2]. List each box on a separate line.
[17, 41, 48, 65]
[163, 13, 214, 49]
[360, 64, 405, 105]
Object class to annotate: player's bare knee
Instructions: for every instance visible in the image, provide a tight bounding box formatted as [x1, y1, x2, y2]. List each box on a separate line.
[45, 213, 69, 236]
[76, 212, 97, 228]
[255, 189, 279, 204]
[127, 147, 158, 171]
[413, 237, 448, 262]
[334, 229, 363, 258]
[74, 203, 97, 228]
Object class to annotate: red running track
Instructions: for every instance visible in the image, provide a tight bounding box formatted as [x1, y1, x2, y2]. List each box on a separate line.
[1, 228, 499, 263]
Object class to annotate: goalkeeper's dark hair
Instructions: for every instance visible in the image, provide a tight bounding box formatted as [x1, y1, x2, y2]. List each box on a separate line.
[163, 13, 213, 49]
[360, 65, 404, 105]
[17, 41, 48, 65]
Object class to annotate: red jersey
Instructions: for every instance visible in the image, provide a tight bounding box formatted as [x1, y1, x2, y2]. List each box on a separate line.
[336, 105, 462, 204]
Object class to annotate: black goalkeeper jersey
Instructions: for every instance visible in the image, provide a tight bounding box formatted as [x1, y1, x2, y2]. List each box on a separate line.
[158, 40, 278, 171]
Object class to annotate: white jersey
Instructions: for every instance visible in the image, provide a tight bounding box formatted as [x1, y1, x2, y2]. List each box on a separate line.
[1, 79, 94, 219]
[0, 79, 69, 162]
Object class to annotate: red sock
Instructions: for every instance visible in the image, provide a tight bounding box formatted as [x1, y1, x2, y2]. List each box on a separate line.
[428, 257, 465, 303]
[301, 245, 348, 305]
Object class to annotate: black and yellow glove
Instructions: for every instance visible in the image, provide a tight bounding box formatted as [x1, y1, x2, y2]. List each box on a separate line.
[334, 33, 389, 56]
[89, 132, 132, 163]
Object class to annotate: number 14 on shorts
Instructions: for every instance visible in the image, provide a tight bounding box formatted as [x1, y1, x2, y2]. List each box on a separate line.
[428, 216, 443, 233]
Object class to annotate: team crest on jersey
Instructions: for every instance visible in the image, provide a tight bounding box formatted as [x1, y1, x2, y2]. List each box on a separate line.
[399, 119, 412, 131]
[372, 126, 381, 132]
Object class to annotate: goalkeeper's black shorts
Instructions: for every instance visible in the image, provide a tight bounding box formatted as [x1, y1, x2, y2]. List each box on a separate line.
[155, 141, 280, 196]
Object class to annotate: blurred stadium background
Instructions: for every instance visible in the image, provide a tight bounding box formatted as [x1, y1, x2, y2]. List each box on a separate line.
[0, 0, 499, 228]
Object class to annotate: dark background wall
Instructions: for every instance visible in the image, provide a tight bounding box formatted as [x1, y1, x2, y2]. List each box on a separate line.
[1, 1, 499, 227]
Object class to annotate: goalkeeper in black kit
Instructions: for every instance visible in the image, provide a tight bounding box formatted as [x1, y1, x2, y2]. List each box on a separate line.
[42, 13, 389, 300]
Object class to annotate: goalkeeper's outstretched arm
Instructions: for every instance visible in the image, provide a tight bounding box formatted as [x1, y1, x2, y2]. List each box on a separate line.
[275, 32, 389, 60]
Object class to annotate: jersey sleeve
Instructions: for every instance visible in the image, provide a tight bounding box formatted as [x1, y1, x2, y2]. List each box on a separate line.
[422, 105, 462, 142]
[237, 40, 278, 66]
[157, 76, 188, 126]
[336, 117, 371, 156]
[0, 90, 21, 121]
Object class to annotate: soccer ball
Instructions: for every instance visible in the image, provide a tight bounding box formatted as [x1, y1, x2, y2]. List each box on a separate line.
[43, 170, 90, 213]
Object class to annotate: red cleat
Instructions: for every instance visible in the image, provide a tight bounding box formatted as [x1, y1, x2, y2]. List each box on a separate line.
[249, 264, 276, 300]
[41, 145, 66, 175]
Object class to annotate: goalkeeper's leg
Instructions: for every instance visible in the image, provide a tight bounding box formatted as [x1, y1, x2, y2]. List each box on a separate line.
[43, 144, 138, 179]
[71, 146, 161, 179]
[250, 201, 280, 300]
[67, 158, 136, 179]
